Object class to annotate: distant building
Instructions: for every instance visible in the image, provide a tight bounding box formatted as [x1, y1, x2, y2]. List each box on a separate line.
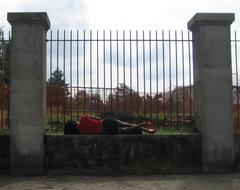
[164, 86, 194, 115]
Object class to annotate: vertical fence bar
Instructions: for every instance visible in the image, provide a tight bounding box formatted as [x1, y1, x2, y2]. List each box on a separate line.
[110, 30, 113, 116]
[156, 30, 159, 124]
[149, 31, 152, 120]
[175, 31, 179, 126]
[7, 31, 11, 129]
[130, 30, 133, 113]
[162, 30, 166, 127]
[63, 30, 66, 125]
[0, 31, 4, 123]
[83, 30, 86, 115]
[0, 31, 4, 129]
[235, 31, 239, 129]
[188, 31, 192, 117]
[50, 30, 53, 129]
[143, 31, 146, 119]
[116, 30, 119, 114]
[56, 30, 59, 130]
[70, 30, 73, 120]
[103, 30, 106, 112]
[169, 31, 172, 127]
[90, 30, 93, 116]
[181, 31, 185, 125]
[77, 30, 79, 119]
[97, 30, 100, 115]
[136, 30, 139, 119]
[123, 30, 126, 114]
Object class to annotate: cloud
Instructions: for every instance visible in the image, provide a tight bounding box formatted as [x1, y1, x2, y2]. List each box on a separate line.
[0, 0, 88, 30]
[1, 0, 240, 31]
[83, 0, 240, 30]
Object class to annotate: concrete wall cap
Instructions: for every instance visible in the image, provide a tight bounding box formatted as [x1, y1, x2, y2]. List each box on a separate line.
[188, 13, 235, 31]
[7, 12, 50, 30]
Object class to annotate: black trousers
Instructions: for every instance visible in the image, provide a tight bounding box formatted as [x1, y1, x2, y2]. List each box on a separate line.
[102, 118, 142, 135]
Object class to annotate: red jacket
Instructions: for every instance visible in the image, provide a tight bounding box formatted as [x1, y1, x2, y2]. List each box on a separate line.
[78, 116, 103, 134]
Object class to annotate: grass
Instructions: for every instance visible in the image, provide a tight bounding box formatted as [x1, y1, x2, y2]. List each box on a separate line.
[0, 128, 9, 135]
[46, 109, 198, 135]
[0, 109, 198, 135]
[0, 125, 198, 135]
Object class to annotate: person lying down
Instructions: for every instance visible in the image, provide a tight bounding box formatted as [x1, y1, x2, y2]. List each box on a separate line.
[64, 115, 157, 135]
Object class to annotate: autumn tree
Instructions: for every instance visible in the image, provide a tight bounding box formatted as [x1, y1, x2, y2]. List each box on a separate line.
[73, 89, 104, 115]
[106, 83, 143, 114]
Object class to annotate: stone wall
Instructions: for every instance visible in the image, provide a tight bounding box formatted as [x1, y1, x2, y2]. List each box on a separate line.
[44, 134, 202, 175]
[0, 134, 239, 174]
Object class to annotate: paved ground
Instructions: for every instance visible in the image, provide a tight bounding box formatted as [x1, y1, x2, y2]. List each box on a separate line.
[0, 174, 240, 190]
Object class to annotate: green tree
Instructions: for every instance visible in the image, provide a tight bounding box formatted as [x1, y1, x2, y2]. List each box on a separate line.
[47, 69, 69, 108]
[48, 69, 67, 87]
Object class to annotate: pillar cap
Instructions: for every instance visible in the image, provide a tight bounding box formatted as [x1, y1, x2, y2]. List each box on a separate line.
[188, 13, 235, 31]
[7, 12, 50, 30]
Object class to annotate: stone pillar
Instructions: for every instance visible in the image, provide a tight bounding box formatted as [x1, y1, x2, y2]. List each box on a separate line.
[7, 12, 50, 175]
[188, 13, 235, 173]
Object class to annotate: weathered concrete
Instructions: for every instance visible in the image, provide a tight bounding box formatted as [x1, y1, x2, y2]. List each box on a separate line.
[44, 134, 202, 175]
[7, 12, 50, 175]
[188, 13, 235, 173]
[1, 134, 240, 174]
[1, 174, 240, 190]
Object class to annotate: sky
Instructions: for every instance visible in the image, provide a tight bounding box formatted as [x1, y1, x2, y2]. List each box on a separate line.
[1, 0, 240, 31]
[1, 0, 240, 93]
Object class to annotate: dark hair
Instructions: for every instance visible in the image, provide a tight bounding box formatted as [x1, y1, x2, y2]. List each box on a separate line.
[102, 118, 119, 135]
[64, 121, 79, 134]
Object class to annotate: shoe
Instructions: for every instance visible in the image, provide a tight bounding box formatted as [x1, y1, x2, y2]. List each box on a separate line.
[147, 127, 157, 134]
[145, 122, 157, 134]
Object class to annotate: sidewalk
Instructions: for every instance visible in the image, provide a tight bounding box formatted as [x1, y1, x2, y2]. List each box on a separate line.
[0, 174, 240, 190]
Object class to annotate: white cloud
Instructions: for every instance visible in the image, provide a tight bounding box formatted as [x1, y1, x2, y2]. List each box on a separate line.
[1, 0, 240, 31]
[0, 0, 87, 30]
[82, 0, 240, 30]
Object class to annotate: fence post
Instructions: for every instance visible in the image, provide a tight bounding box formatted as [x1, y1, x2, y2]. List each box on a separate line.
[7, 12, 50, 175]
[188, 13, 235, 172]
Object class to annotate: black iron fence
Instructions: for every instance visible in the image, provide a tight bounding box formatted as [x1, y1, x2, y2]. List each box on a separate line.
[46, 30, 194, 131]
[232, 31, 240, 133]
[0, 31, 10, 131]
[1, 29, 240, 133]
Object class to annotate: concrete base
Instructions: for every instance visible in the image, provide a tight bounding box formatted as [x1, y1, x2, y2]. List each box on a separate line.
[44, 134, 202, 175]
[1, 134, 240, 174]
[10, 151, 44, 176]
